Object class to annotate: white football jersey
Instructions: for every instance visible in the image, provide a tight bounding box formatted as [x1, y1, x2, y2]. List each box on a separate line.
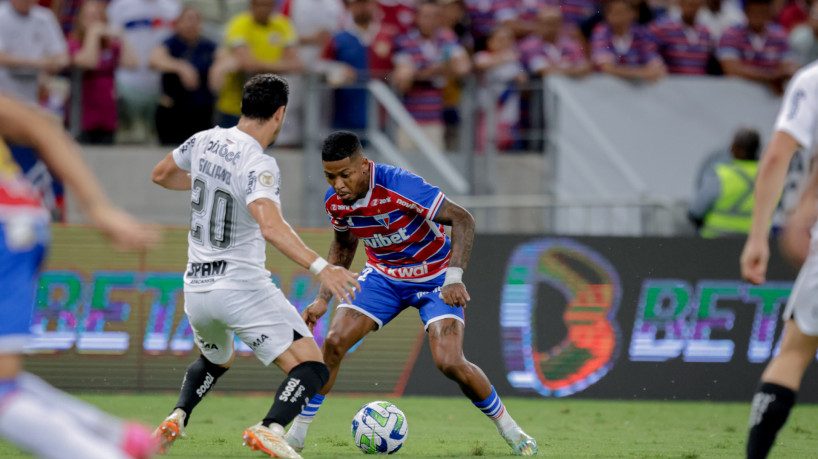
[774, 61, 818, 239]
[172, 126, 282, 292]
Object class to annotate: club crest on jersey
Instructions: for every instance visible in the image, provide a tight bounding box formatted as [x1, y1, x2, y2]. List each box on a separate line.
[259, 171, 276, 188]
[373, 214, 390, 228]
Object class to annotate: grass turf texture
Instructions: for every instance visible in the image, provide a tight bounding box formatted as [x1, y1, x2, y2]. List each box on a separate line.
[0, 395, 817, 458]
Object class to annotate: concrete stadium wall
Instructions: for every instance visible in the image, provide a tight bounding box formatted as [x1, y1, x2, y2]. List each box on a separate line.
[67, 145, 550, 230]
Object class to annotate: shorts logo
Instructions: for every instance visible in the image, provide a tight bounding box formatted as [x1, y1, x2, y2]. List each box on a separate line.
[202, 342, 219, 351]
[259, 171, 276, 188]
[249, 334, 269, 350]
[416, 286, 442, 299]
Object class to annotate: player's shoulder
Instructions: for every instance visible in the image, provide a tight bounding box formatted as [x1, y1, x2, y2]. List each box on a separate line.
[374, 162, 430, 194]
[789, 61, 818, 90]
[324, 186, 338, 205]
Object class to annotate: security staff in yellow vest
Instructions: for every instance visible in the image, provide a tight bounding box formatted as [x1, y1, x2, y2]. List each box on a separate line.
[689, 128, 761, 238]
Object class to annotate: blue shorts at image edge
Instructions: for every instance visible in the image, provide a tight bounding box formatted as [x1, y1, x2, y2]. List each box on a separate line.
[0, 222, 47, 338]
[346, 266, 465, 329]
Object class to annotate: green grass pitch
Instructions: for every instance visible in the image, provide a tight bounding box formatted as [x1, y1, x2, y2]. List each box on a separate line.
[1, 394, 817, 458]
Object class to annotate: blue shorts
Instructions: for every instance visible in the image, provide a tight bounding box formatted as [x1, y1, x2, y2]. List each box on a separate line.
[0, 220, 48, 353]
[339, 266, 465, 330]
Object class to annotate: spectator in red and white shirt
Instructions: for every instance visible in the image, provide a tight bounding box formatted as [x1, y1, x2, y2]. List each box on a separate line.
[718, 0, 798, 93]
[378, 0, 416, 34]
[519, 6, 590, 77]
[650, 0, 713, 75]
[591, 0, 667, 81]
[393, 0, 470, 150]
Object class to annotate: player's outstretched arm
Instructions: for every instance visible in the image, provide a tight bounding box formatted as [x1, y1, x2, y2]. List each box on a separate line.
[152, 152, 192, 190]
[0, 95, 159, 251]
[433, 199, 475, 308]
[303, 229, 360, 329]
[741, 131, 801, 285]
[248, 198, 360, 304]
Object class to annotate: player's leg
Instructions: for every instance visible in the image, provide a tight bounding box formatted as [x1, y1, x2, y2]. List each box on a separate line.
[747, 320, 818, 459]
[155, 290, 234, 452]
[287, 270, 399, 451]
[0, 224, 152, 459]
[747, 251, 818, 459]
[12, 371, 157, 458]
[232, 285, 330, 459]
[411, 277, 537, 456]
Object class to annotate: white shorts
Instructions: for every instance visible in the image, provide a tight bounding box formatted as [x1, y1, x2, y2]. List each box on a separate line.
[782, 249, 818, 336]
[184, 284, 312, 366]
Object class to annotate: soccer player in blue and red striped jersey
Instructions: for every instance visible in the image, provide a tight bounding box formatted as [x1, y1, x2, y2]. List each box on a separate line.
[591, 0, 667, 81]
[650, 0, 713, 75]
[718, 0, 799, 93]
[285, 131, 538, 456]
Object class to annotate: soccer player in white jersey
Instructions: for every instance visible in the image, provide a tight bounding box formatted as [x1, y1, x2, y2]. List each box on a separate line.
[150, 74, 359, 459]
[741, 60, 818, 459]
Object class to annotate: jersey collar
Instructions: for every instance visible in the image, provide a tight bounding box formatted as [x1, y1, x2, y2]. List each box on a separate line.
[229, 126, 265, 152]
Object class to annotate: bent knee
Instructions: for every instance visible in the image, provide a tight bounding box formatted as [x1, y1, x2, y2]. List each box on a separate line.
[322, 332, 352, 365]
[435, 358, 470, 379]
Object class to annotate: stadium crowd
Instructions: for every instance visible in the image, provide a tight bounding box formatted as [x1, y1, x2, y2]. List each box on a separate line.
[1, 0, 816, 149]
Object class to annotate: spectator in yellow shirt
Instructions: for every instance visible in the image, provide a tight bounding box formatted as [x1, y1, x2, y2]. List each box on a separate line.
[216, 0, 303, 127]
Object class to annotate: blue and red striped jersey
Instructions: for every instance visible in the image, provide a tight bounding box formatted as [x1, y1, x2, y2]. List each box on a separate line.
[718, 23, 795, 72]
[0, 139, 48, 223]
[324, 161, 450, 282]
[591, 22, 661, 68]
[649, 17, 712, 75]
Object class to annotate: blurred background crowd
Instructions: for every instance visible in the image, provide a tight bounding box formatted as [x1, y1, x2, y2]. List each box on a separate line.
[2, 0, 813, 147]
[0, 0, 811, 235]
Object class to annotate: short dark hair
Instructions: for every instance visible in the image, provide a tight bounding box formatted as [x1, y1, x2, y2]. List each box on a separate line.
[241, 74, 289, 121]
[732, 128, 761, 160]
[322, 131, 363, 162]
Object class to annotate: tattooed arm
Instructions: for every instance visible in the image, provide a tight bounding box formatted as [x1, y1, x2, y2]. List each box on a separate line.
[432, 199, 475, 307]
[302, 229, 360, 330]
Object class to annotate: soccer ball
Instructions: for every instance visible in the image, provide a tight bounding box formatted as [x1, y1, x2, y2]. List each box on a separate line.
[351, 401, 408, 454]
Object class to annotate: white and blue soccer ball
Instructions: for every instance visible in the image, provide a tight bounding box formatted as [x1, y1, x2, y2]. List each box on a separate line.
[351, 401, 408, 454]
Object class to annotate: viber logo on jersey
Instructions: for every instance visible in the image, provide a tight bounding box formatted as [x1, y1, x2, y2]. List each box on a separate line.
[361, 228, 410, 248]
